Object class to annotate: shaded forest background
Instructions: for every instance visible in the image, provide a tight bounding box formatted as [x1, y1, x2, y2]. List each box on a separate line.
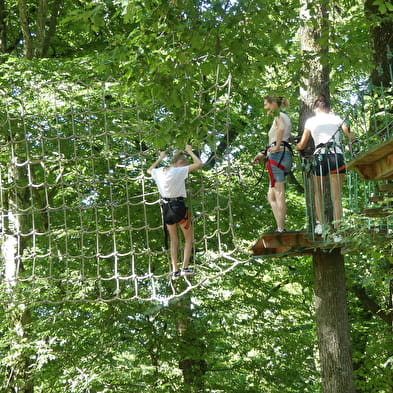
[0, 0, 393, 392]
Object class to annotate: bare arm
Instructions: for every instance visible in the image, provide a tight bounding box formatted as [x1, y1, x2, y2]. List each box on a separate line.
[252, 151, 265, 164]
[185, 144, 202, 172]
[147, 151, 167, 175]
[296, 128, 311, 151]
[342, 123, 356, 142]
[253, 117, 284, 163]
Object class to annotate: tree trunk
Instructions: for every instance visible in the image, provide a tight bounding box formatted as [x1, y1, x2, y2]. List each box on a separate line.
[313, 249, 355, 393]
[18, 0, 62, 59]
[298, 0, 331, 227]
[0, 0, 7, 53]
[2, 149, 34, 393]
[42, 0, 62, 57]
[298, 1, 356, 391]
[364, 0, 393, 88]
[364, 1, 393, 138]
[35, 0, 48, 58]
[18, 0, 33, 59]
[298, 0, 330, 135]
[172, 295, 207, 392]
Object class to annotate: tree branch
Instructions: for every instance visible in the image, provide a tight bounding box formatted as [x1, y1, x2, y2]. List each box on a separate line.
[18, 0, 33, 59]
[352, 284, 392, 326]
[0, 0, 7, 53]
[35, 0, 48, 57]
[42, 0, 62, 57]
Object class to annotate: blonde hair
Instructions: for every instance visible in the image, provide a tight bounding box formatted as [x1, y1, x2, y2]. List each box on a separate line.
[264, 94, 289, 109]
[171, 150, 188, 165]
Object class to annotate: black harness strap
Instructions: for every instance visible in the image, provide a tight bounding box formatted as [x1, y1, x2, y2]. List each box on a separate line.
[159, 203, 170, 250]
[269, 140, 293, 173]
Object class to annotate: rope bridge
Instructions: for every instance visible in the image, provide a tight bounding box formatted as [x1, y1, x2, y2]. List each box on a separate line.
[0, 75, 251, 304]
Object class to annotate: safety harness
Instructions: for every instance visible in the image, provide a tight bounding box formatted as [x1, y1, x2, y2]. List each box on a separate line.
[160, 197, 191, 249]
[265, 141, 293, 187]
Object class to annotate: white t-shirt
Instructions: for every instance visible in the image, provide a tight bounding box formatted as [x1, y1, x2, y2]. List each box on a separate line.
[268, 112, 292, 145]
[151, 166, 189, 198]
[305, 112, 344, 154]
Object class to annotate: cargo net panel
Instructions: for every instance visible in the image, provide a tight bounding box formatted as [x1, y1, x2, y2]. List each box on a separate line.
[0, 78, 248, 304]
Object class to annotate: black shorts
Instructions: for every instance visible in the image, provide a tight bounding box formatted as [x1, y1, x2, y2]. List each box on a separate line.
[161, 198, 189, 225]
[312, 153, 346, 176]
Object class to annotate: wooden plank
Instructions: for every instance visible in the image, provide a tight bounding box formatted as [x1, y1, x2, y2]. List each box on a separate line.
[369, 195, 385, 202]
[377, 183, 393, 192]
[251, 231, 317, 257]
[253, 231, 313, 249]
[347, 137, 393, 180]
[252, 248, 314, 258]
[251, 246, 292, 256]
[362, 207, 392, 217]
[348, 137, 393, 166]
[348, 155, 393, 180]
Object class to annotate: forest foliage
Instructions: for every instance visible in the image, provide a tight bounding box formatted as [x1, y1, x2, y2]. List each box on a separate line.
[0, 0, 392, 392]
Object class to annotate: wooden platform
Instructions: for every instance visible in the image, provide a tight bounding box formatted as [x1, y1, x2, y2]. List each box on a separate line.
[362, 207, 392, 218]
[251, 231, 321, 257]
[347, 137, 393, 180]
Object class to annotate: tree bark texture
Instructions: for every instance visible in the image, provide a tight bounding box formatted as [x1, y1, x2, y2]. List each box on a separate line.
[18, 0, 33, 59]
[0, 0, 7, 53]
[298, 0, 331, 227]
[298, 0, 330, 136]
[18, 0, 62, 59]
[172, 295, 207, 392]
[313, 249, 355, 393]
[35, 0, 48, 58]
[364, 0, 393, 87]
[2, 141, 34, 392]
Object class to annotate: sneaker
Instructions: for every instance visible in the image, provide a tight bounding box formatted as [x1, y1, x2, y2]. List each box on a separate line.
[333, 235, 342, 243]
[181, 267, 196, 276]
[314, 223, 323, 235]
[172, 271, 181, 280]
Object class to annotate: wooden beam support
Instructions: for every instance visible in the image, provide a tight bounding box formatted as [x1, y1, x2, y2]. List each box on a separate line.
[378, 183, 393, 192]
[251, 231, 317, 257]
[347, 137, 393, 180]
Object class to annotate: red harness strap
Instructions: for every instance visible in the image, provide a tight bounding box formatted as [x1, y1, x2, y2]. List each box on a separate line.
[330, 164, 346, 174]
[178, 210, 191, 229]
[266, 158, 285, 188]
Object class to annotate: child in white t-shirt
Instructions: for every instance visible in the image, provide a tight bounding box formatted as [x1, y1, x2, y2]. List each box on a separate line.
[147, 144, 202, 279]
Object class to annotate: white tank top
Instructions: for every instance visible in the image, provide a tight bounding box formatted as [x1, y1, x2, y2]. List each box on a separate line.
[268, 112, 292, 145]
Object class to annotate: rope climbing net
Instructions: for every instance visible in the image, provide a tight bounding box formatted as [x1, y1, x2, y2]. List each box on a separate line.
[0, 72, 252, 305]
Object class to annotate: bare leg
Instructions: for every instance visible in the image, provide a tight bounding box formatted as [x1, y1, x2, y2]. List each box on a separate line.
[166, 224, 179, 272]
[313, 175, 327, 224]
[330, 173, 345, 226]
[267, 181, 286, 231]
[179, 218, 193, 268]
